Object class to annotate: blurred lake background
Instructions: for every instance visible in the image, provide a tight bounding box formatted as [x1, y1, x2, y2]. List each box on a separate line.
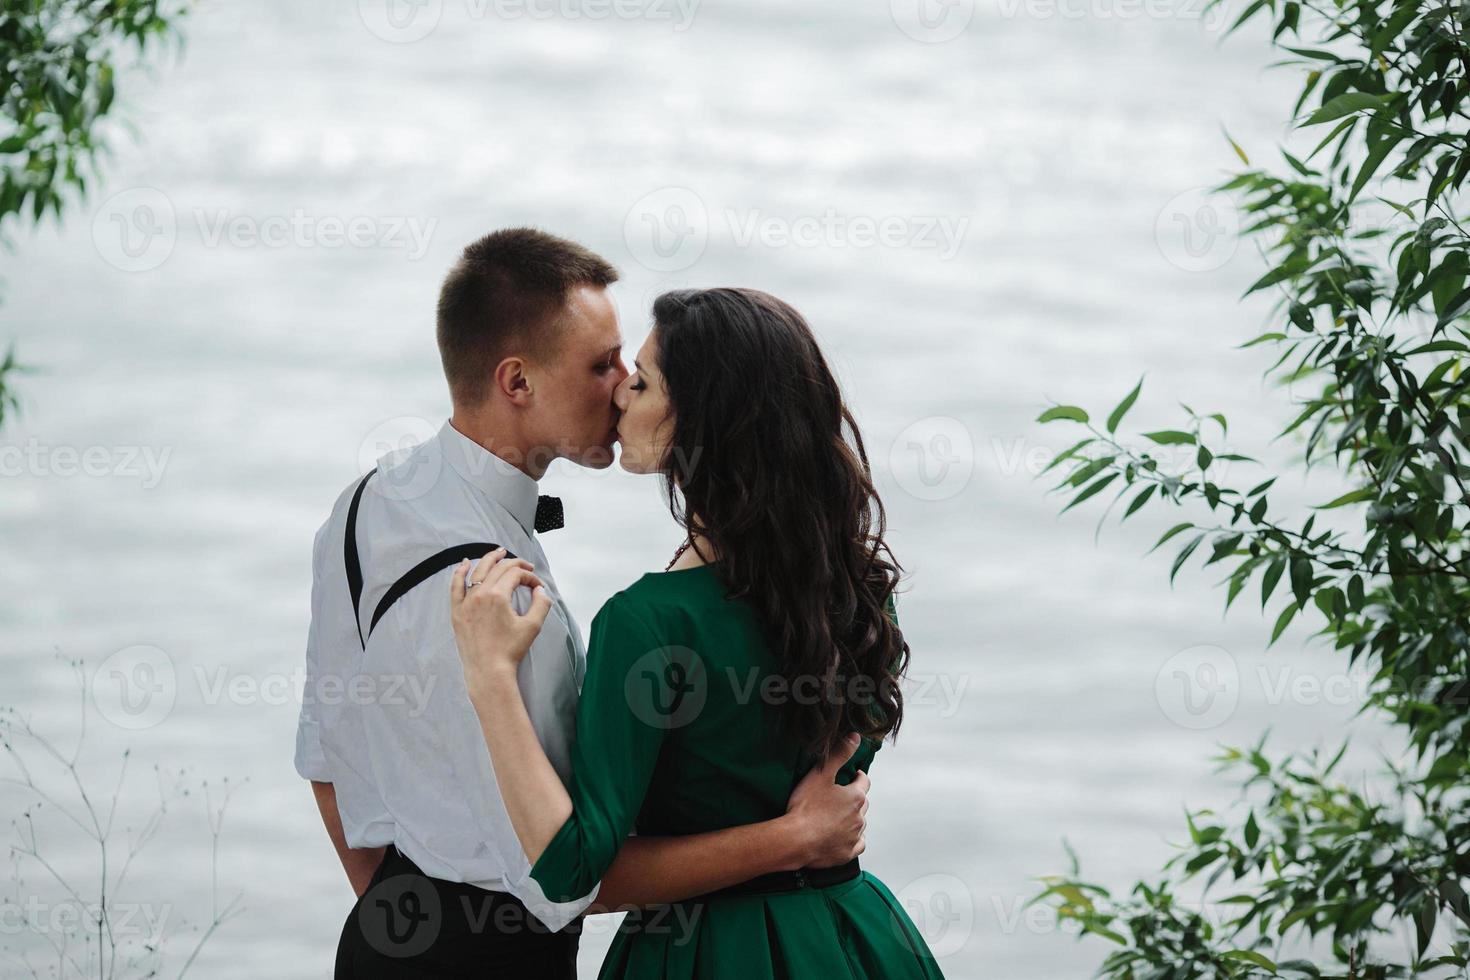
[0, 1, 1402, 977]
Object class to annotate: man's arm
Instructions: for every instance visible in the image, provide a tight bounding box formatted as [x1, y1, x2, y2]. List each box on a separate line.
[311, 781, 386, 897]
[591, 736, 870, 911]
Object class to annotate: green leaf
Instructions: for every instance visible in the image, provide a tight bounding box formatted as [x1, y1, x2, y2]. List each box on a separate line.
[1170, 533, 1206, 584]
[1038, 405, 1088, 424]
[1039, 437, 1096, 475]
[1106, 376, 1143, 434]
[1289, 556, 1313, 608]
[1149, 522, 1196, 554]
[1348, 132, 1403, 204]
[1269, 602, 1298, 646]
[1223, 949, 1279, 972]
[1122, 483, 1156, 521]
[1313, 487, 1375, 509]
[1223, 127, 1250, 165]
[1261, 556, 1285, 608]
[1143, 430, 1196, 446]
[1299, 92, 1387, 127]
[1060, 473, 1119, 514]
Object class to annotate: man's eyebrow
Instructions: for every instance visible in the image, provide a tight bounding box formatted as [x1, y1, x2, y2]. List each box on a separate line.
[597, 344, 622, 360]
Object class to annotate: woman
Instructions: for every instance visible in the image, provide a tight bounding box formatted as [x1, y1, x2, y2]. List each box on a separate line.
[449, 287, 944, 978]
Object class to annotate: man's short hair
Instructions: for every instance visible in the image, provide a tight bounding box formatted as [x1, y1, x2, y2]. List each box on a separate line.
[436, 227, 619, 405]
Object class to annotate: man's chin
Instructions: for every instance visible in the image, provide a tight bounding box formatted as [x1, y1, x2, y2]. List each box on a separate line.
[563, 441, 618, 470]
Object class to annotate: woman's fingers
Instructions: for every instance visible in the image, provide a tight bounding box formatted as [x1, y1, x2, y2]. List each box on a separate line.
[487, 556, 534, 585]
[491, 566, 544, 601]
[484, 557, 539, 596]
[469, 548, 508, 586]
[526, 586, 554, 631]
[450, 558, 471, 606]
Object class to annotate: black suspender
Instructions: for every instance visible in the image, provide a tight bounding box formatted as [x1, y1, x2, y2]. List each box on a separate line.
[344, 471, 374, 649]
[343, 469, 515, 649]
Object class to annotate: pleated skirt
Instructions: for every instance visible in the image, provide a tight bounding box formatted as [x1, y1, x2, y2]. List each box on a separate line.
[596, 871, 946, 979]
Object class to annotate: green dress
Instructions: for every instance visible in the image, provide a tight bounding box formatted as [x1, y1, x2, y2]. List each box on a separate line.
[528, 563, 946, 979]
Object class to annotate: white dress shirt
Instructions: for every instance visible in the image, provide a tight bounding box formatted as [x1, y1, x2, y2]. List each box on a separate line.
[294, 419, 599, 930]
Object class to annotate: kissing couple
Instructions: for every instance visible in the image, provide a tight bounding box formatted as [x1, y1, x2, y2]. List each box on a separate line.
[294, 227, 945, 979]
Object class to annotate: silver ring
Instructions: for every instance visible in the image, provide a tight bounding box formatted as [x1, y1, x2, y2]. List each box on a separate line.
[466, 579, 480, 589]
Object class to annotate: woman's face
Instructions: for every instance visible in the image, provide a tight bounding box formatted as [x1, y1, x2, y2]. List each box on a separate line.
[612, 330, 675, 474]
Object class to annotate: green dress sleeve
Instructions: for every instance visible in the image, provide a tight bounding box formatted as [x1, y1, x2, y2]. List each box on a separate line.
[528, 591, 674, 903]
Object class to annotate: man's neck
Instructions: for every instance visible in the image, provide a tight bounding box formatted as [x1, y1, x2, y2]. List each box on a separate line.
[449, 410, 548, 481]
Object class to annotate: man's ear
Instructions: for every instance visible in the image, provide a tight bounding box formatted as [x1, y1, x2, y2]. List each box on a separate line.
[493, 356, 533, 404]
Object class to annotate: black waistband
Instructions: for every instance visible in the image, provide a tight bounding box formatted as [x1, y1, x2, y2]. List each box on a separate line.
[689, 858, 861, 903]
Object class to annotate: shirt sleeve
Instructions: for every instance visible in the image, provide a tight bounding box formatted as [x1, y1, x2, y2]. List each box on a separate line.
[520, 592, 673, 904]
[294, 518, 337, 782]
[369, 571, 600, 934]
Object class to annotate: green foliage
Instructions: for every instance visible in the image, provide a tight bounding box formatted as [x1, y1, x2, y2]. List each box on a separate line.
[1030, 0, 1470, 973]
[0, 0, 186, 428]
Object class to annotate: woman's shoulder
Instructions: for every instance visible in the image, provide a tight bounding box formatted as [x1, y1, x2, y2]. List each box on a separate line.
[589, 564, 729, 637]
[613, 562, 724, 605]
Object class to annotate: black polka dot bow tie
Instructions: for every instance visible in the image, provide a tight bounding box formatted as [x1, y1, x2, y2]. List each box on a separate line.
[534, 495, 564, 533]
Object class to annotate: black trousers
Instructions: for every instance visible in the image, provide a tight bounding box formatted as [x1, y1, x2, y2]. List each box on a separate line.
[334, 845, 581, 979]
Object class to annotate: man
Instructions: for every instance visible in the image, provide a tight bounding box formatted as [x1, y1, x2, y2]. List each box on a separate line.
[295, 228, 870, 978]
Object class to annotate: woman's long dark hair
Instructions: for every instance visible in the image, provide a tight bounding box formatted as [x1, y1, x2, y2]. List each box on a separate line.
[650, 287, 909, 758]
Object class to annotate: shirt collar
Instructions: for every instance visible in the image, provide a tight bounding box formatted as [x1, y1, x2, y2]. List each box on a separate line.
[436, 419, 540, 534]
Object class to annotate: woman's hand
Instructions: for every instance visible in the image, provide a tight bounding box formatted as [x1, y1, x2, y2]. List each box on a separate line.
[449, 549, 553, 698]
